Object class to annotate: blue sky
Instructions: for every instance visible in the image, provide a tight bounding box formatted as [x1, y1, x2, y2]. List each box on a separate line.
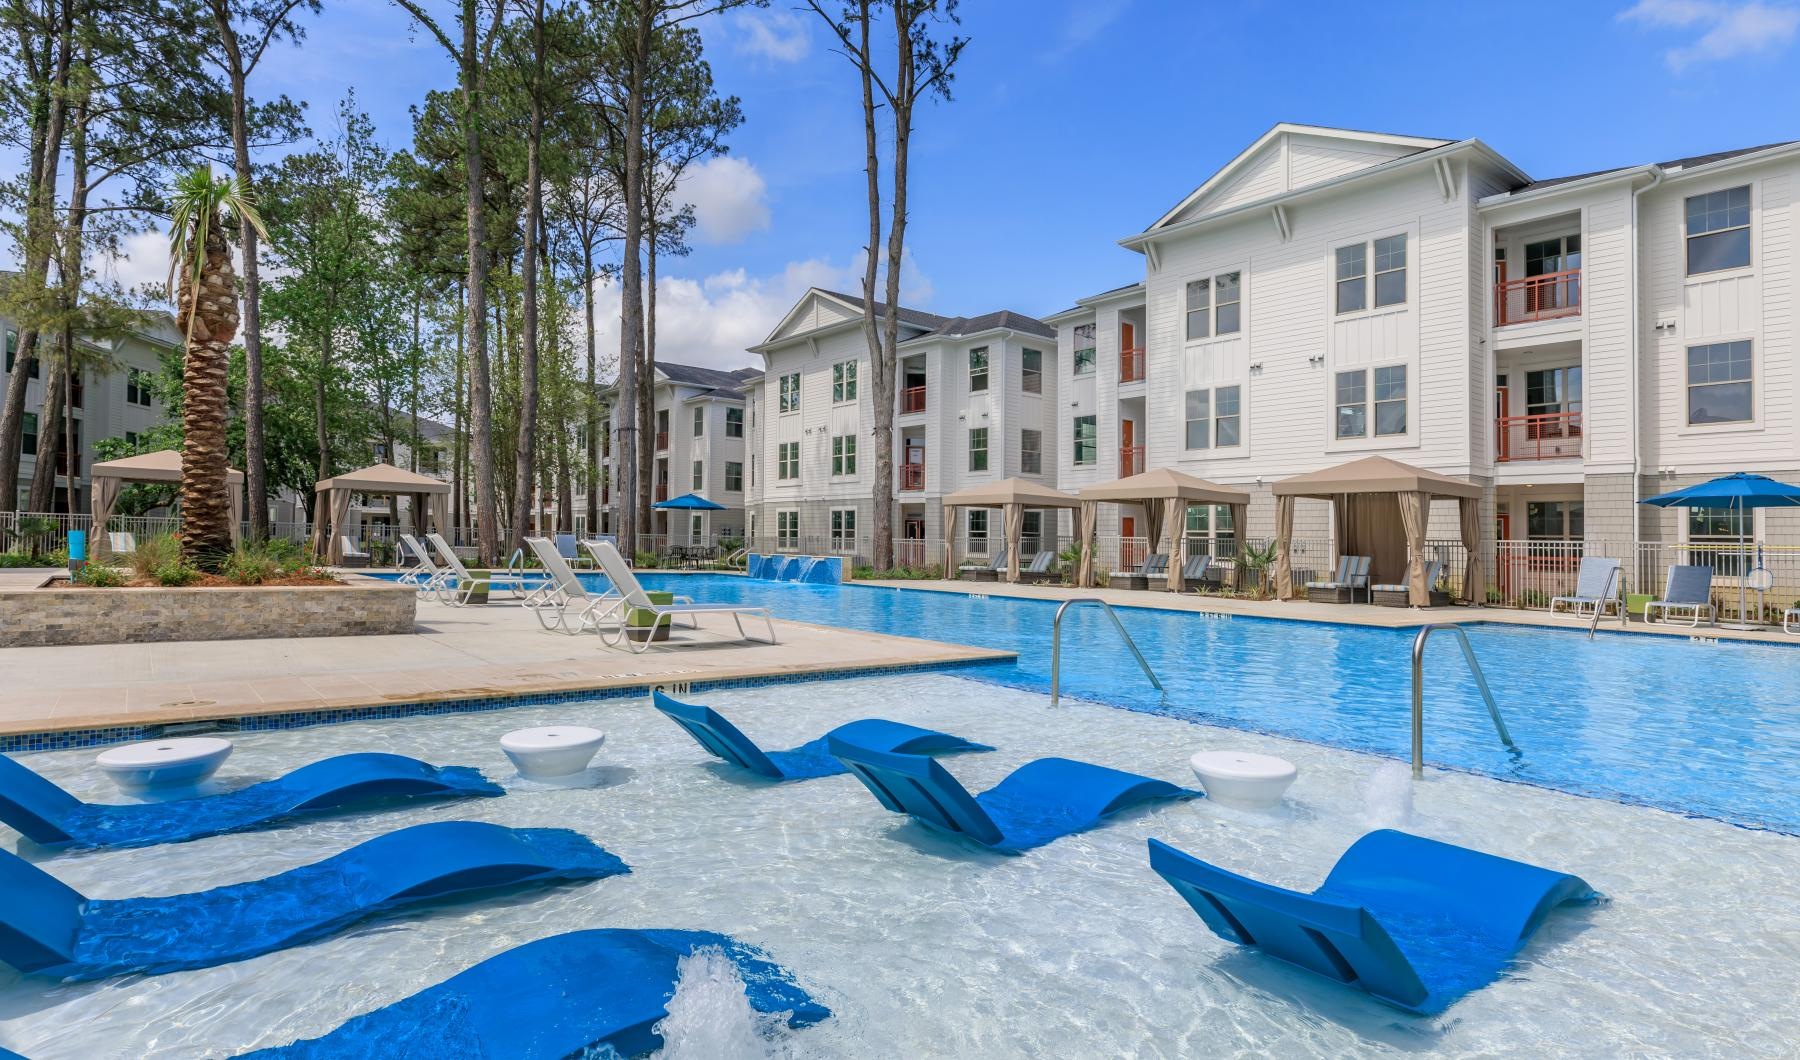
[129, 0, 1800, 369]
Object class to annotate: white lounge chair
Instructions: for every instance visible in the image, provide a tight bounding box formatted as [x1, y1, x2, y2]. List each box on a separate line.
[582, 535, 626, 570]
[524, 536, 626, 635]
[1785, 607, 1800, 635]
[1551, 557, 1624, 621]
[339, 536, 371, 568]
[588, 539, 775, 654]
[107, 531, 137, 556]
[1645, 564, 1716, 627]
[1307, 555, 1371, 603]
[426, 533, 539, 606]
[397, 533, 448, 591]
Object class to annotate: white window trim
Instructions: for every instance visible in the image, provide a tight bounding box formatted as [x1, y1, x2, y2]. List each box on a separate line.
[1326, 360, 1415, 452]
[1329, 227, 1414, 321]
[1181, 264, 1248, 347]
[1677, 331, 1762, 435]
[1682, 179, 1757, 281]
[832, 359, 858, 404]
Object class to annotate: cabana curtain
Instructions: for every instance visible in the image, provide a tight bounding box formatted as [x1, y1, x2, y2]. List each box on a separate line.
[1273, 495, 1296, 599]
[939, 478, 1081, 585]
[1076, 468, 1251, 592]
[311, 463, 454, 564]
[1076, 501, 1098, 588]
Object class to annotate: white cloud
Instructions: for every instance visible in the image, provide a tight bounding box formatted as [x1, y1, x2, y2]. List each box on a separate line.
[1620, 0, 1800, 70]
[732, 9, 811, 63]
[675, 156, 772, 245]
[589, 254, 934, 374]
[89, 228, 173, 298]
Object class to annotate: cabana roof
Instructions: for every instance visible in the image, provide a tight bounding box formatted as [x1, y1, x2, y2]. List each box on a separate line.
[314, 462, 451, 494]
[1079, 467, 1250, 505]
[90, 449, 243, 484]
[942, 477, 1081, 509]
[1271, 455, 1479, 499]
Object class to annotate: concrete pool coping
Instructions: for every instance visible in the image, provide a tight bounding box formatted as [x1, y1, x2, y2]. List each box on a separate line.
[0, 596, 1014, 744]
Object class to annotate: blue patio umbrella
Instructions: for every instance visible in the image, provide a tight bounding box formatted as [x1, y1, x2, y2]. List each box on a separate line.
[1641, 472, 1800, 629]
[652, 492, 726, 511]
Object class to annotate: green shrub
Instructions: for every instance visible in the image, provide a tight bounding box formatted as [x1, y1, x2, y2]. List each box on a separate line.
[75, 564, 126, 587]
[634, 550, 660, 568]
[853, 564, 942, 581]
[154, 560, 202, 587]
[0, 552, 36, 567]
[131, 533, 183, 581]
[221, 545, 280, 585]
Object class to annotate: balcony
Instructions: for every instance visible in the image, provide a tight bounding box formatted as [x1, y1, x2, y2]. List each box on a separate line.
[1496, 269, 1581, 326]
[901, 386, 926, 414]
[1119, 445, 1145, 477]
[655, 431, 669, 451]
[900, 463, 924, 491]
[654, 482, 669, 502]
[1496, 411, 1582, 462]
[1119, 346, 1146, 384]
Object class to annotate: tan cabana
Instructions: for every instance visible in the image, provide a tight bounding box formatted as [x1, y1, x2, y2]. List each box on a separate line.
[941, 478, 1081, 583]
[1270, 455, 1482, 607]
[310, 462, 453, 565]
[90, 450, 243, 558]
[1077, 468, 1252, 590]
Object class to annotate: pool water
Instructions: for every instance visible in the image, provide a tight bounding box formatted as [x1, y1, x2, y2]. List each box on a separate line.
[575, 574, 1800, 835]
[5, 675, 1799, 1057]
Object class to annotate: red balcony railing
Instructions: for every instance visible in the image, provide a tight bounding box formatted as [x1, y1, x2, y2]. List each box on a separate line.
[901, 386, 926, 414]
[1120, 346, 1146, 383]
[900, 463, 925, 491]
[1119, 445, 1145, 477]
[655, 431, 669, 451]
[1496, 411, 1582, 462]
[1496, 268, 1581, 326]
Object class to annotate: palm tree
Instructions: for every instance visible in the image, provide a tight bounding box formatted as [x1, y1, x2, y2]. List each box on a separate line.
[167, 165, 268, 567]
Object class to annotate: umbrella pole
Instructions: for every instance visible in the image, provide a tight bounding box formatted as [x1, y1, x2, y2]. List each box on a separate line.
[1727, 496, 1758, 631]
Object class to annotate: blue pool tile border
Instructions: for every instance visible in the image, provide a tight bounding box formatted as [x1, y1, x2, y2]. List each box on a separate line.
[0, 655, 1004, 754]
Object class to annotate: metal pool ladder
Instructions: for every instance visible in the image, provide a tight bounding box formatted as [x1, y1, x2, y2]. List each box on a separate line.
[1411, 624, 1515, 779]
[1050, 598, 1162, 708]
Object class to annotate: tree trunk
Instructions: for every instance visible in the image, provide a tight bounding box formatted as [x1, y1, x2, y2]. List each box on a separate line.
[461, 0, 498, 564]
[178, 211, 242, 563]
[637, 208, 656, 537]
[614, 0, 651, 560]
[26, 370, 64, 513]
[453, 283, 468, 536]
[853, 1, 891, 569]
[508, 0, 545, 558]
[583, 247, 598, 533]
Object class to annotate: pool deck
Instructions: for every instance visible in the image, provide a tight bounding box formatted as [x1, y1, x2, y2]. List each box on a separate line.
[861, 576, 1800, 645]
[0, 582, 1011, 739]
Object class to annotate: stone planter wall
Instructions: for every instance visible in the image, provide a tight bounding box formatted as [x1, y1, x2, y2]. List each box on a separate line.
[0, 575, 416, 647]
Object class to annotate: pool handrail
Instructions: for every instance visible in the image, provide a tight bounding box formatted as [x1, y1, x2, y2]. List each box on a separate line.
[1050, 598, 1162, 709]
[1411, 624, 1515, 779]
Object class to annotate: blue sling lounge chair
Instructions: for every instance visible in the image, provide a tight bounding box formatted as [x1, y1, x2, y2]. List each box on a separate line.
[0, 752, 502, 850]
[0, 821, 627, 981]
[248, 928, 829, 1058]
[650, 690, 991, 782]
[1147, 830, 1596, 1014]
[826, 738, 1198, 853]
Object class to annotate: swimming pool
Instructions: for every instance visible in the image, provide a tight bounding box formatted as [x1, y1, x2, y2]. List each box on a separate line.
[8, 674, 1800, 1057]
[534, 573, 1800, 834]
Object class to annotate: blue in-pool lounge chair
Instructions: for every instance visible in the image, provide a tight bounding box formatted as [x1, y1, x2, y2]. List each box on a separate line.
[1148, 830, 1596, 1014]
[827, 738, 1198, 852]
[0, 751, 501, 850]
[651, 690, 990, 781]
[248, 928, 829, 1058]
[0, 821, 627, 981]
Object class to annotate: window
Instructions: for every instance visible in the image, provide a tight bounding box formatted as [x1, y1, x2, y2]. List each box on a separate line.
[1526, 366, 1583, 418]
[725, 407, 743, 437]
[1215, 272, 1241, 335]
[1020, 428, 1042, 474]
[967, 509, 989, 553]
[127, 369, 155, 407]
[1688, 506, 1753, 576]
[692, 460, 703, 490]
[1335, 243, 1367, 313]
[124, 430, 139, 448]
[1185, 503, 1237, 556]
[1073, 323, 1096, 375]
[725, 461, 743, 492]
[1185, 279, 1211, 340]
[779, 372, 801, 412]
[777, 510, 799, 549]
[777, 441, 799, 480]
[832, 433, 857, 476]
[692, 406, 704, 437]
[1021, 510, 1043, 553]
[1373, 235, 1406, 307]
[833, 359, 857, 403]
[1526, 500, 1583, 541]
[1073, 415, 1096, 465]
[830, 508, 856, 552]
[969, 347, 989, 392]
[1185, 386, 1242, 449]
[1372, 366, 1406, 436]
[21, 411, 36, 455]
[1686, 340, 1753, 424]
[691, 514, 703, 539]
[968, 427, 988, 471]
[1184, 389, 1211, 450]
[1687, 185, 1751, 275]
[1334, 370, 1368, 438]
[1021, 348, 1042, 394]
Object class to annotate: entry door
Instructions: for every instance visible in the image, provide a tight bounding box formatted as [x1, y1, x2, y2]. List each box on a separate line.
[1121, 321, 1135, 352]
[903, 517, 924, 540]
[1120, 420, 1136, 474]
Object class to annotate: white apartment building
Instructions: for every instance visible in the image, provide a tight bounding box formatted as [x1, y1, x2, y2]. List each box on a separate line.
[2, 313, 180, 513]
[599, 361, 758, 547]
[745, 289, 1060, 564]
[1044, 123, 1800, 583]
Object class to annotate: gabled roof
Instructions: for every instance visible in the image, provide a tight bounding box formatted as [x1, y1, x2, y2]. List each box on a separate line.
[918, 310, 1055, 340]
[654, 360, 761, 399]
[1147, 123, 1453, 231]
[814, 289, 951, 330]
[1045, 281, 1145, 321]
[1514, 141, 1799, 193]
